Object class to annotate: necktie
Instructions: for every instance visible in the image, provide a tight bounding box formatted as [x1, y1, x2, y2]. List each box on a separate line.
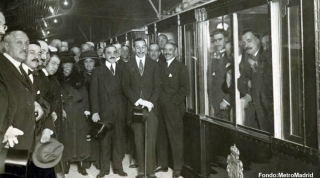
[19, 63, 32, 85]
[110, 64, 115, 75]
[28, 69, 38, 76]
[139, 59, 143, 76]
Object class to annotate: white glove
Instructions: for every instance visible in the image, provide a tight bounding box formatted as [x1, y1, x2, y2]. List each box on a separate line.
[51, 111, 57, 121]
[40, 128, 53, 143]
[140, 100, 154, 112]
[2, 126, 24, 148]
[84, 111, 91, 116]
[63, 110, 67, 118]
[92, 113, 100, 123]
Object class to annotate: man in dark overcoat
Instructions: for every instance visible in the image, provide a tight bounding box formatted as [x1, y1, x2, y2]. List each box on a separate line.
[0, 30, 43, 151]
[122, 38, 160, 178]
[157, 42, 190, 178]
[90, 45, 128, 178]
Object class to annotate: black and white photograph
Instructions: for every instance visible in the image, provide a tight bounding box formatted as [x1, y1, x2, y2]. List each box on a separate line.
[0, 0, 319, 177]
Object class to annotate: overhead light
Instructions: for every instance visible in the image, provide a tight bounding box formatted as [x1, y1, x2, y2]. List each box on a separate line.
[53, 18, 58, 23]
[47, 31, 50, 35]
[59, 0, 73, 10]
[45, 38, 48, 42]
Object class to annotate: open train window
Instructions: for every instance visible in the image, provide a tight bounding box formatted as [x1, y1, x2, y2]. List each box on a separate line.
[233, 4, 273, 132]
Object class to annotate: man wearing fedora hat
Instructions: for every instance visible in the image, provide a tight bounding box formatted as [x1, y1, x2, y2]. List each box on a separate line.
[90, 45, 127, 178]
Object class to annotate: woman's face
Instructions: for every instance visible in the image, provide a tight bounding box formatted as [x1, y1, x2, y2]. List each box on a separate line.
[62, 63, 73, 77]
[84, 58, 95, 72]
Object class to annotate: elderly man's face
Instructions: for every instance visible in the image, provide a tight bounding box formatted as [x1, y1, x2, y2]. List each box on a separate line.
[105, 46, 117, 64]
[0, 13, 7, 41]
[158, 35, 168, 49]
[242, 32, 260, 56]
[164, 43, 177, 61]
[45, 55, 60, 75]
[25, 44, 41, 69]
[5, 31, 29, 62]
[38, 40, 49, 67]
[51, 39, 61, 51]
[149, 44, 160, 61]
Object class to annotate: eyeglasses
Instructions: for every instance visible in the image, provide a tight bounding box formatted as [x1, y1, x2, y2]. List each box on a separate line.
[0, 24, 8, 31]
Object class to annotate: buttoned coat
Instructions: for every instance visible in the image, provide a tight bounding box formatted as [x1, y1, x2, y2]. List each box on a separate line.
[0, 53, 36, 151]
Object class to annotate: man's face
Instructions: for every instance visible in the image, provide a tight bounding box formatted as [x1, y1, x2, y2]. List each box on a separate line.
[71, 47, 81, 57]
[5, 31, 29, 62]
[149, 44, 160, 61]
[114, 44, 121, 58]
[51, 39, 61, 51]
[213, 33, 227, 52]
[60, 41, 68, 52]
[0, 13, 7, 41]
[38, 40, 49, 68]
[25, 44, 41, 69]
[97, 48, 104, 58]
[62, 63, 73, 77]
[158, 35, 168, 49]
[164, 43, 177, 61]
[121, 46, 129, 59]
[45, 55, 60, 75]
[105, 46, 117, 63]
[134, 40, 147, 58]
[81, 44, 91, 52]
[242, 32, 260, 55]
[261, 35, 270, 52]
[84, 58, 95, 72]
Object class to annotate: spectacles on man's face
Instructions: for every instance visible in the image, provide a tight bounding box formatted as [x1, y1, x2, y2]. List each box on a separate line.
[0, 24, 8, 31]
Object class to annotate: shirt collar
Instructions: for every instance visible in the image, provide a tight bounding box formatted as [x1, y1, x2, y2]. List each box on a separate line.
[42, 68, 49, 76]
[105, 60, 115, 69]
[3, 53, 22, 73]
[166, 57, 175, 67]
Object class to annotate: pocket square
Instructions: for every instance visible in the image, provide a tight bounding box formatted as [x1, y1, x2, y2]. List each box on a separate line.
[37, 90, 40, 94]
[169, 73, 173, 77]
[212, 72, 215, 76]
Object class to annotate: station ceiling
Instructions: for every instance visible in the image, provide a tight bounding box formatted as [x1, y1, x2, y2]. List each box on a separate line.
[0, 0, 180, 44]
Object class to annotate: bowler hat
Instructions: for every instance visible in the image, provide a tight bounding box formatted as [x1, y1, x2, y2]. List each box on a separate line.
[60, 52, 75, 64]
[32, 138, 64, 168]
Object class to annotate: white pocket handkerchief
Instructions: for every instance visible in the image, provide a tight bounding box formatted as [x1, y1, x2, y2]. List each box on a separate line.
[212, 72, 215, 76]
[169, 73, 173, 77]
[37, 90, 40, 94]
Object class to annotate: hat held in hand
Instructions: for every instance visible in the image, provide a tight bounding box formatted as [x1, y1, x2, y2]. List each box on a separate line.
[32, 138, 64, 168]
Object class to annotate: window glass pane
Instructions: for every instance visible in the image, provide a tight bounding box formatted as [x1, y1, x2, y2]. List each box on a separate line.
[282, 2, 304, 139]
[184, 23, 198, 113]
[236, 5, 274, 132]
[206, 15, 234, 121]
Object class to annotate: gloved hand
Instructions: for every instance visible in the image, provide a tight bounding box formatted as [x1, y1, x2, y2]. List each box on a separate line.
[40, 128, 53, 143]
[92, 113, 100, 122]
[2, 126, 24, 148]
[51, 111, 57, 121]
[140, 100, 154, 112]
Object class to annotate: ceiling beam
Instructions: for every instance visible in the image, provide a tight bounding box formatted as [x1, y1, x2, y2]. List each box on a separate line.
[148, 0, 161, 19]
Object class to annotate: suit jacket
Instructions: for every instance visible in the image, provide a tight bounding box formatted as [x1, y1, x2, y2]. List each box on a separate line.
[0, 53, 36, 151]
[160, 58, 190, 106]
[122, 56, 161, 123]
[207, 52, 232, 108]
[33, 71, 55, 134]
[90, 63, 126, 126]
[0, 77, 8, 151]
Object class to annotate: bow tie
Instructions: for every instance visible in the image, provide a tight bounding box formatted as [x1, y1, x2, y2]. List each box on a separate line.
[28, 69, 38, 76]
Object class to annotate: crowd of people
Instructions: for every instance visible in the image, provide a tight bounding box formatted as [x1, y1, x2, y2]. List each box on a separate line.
[0, 9, 190, 178]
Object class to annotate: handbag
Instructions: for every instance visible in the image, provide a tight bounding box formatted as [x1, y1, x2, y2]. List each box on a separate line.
[131, 107, 148, 123]
[89, 121, 113, 139]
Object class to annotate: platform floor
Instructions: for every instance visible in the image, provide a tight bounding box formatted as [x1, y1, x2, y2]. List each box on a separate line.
[63, 154, 185, 178]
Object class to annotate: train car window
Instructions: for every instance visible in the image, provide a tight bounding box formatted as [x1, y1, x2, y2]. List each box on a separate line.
[280, 0, 304, 142]
[205, 14, 234, 122]
[184, 23, 199, 113]
[234, 4, 273, 132]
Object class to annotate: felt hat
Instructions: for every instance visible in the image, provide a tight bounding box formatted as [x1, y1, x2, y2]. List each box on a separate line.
[32, 138, 64, 168]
